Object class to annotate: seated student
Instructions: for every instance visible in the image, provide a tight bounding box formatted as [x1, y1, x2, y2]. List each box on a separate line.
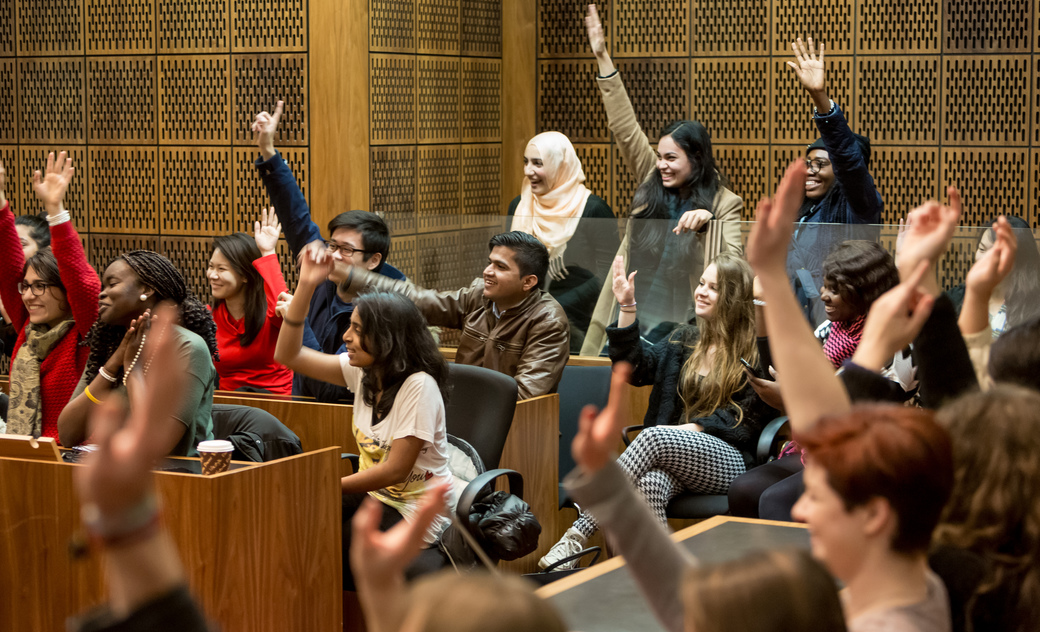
[338, 231, 570, 400]
[784, 38, 883, 324]
[58, 251, 218, 457]
[749, 161, 953, 632]
[208, 209, 293, 394]
[0, 152, 100, 441]
[274, 247, 456, 590]
[252, 101, 405, 403]
[507, 130, 618, 352]
[541, 252, 774, 569]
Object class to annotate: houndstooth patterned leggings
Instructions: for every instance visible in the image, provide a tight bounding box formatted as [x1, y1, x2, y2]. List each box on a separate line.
[572, 426, 746, 538]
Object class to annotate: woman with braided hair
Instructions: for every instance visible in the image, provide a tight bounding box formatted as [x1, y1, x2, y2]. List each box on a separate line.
[57, 250, 219, 457]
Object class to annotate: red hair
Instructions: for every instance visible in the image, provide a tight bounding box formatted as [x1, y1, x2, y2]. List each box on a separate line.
[798, 405, 953, 555]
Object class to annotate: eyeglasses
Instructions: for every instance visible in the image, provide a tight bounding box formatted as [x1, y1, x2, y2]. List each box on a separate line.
[805, 159, 831, 175]
[18, 281, 55, 296]
[324, 241, 371, 257]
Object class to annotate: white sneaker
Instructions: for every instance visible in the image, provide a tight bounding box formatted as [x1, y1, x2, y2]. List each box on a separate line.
[538, 527, 587, 570]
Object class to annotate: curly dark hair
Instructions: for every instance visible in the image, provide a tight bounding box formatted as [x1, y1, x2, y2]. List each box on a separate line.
[353, 290, 449, 421]
[81, 250, 218, 382]
[822, 240, 899, 316]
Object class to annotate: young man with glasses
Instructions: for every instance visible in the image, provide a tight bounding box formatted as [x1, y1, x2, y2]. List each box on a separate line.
[251, 102, 406, 403]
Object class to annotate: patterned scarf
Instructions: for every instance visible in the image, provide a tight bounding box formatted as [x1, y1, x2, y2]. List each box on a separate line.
[6, 319, 75, 438]
[821, 315, 865, 369]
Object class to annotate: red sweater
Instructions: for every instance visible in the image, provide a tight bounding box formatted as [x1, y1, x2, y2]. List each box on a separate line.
[0, 203, 100, 440]
[211, 254, 293, 394]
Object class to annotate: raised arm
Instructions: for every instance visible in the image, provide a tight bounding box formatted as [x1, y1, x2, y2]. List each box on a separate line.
[746, 161, 851, 435]
[959, 216, 1016, 336]
[0, 169, 28, 332]
[273, 246, 349, 386]
[586, 4, 657, 181]
[339, 265, 476, 330]
[252, 207, 289, 316]
[252, 101, 323, 257]
[32, 151, 100, 337]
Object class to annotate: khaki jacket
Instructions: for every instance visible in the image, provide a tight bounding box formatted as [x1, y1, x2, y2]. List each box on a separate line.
[580, 71, 744, 355]
[343, 272, 569, 400]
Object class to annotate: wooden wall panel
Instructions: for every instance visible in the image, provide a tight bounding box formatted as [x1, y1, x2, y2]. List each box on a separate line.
[461, 58, 501, 142]
[417, 0, 459, 54]
[417, 144, 461, 233]
[538, 59, 610, 142]
[89, 234, 160, 272]
[232, 146, 308, 231]
[158, 147, 233, 235]
[156, 0, 229, 54]
[0, 1, 14, 56]
[18, 58, 86, 143]
[18, 146, 88, 226]
[0, 59, 16, 142]
[690, 0, 770, 56]
[158, 55, 231, 144]
[0, 146, 21, 213]
[460, 0, 502, 57]
[689, 58, 769, 143]
[87, 57, 157, 143]
[370, 145, 418, 235]
[856, 0, 940, 52]
[372, 0, 416, 53]
[612, 0, 687, 57]
[461, 143, 503, 226]
[1028, 150, 1040, 230]
[771, 56, 853, 144]
[943, 0, 1032, 52]
[86, 0, 156, 54]
[231, 0, 306, 52]
[714, 145, 769, 221]
[572, 143, 612, 209]
[417, 56, 460, 143]
[538, 0, 608, 58]
[160, 236, 215, 300]
[941, 56, 1030, 146]
[941, 149, 1029, 226]
[615, 58, 688, 143]
[773, 0, 854, 55]
[88, 146, 158, 233]
[854, 56, 939, 145]
[370, 54, 417, 145]
[16, 0, 83, 55]
[231, 54, 308, 146]
[871, 147, 941, 224]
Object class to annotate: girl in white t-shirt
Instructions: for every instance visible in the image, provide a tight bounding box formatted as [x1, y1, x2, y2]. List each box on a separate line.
[274, 247, 455, 588]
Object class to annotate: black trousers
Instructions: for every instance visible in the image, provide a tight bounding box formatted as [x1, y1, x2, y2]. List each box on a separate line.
[726, 454, 803, 520]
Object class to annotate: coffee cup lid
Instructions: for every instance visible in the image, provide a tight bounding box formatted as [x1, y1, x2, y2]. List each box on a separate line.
[197, 440, 234, 452]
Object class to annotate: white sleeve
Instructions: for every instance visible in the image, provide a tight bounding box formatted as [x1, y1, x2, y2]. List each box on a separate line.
[385, 373, 442, 445]
[338, 352, 363, 394]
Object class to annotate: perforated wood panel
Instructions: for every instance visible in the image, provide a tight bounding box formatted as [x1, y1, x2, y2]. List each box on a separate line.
[158, 56, 230, 144]
[417, 56, 460, 143]
[538, 59, 610, 142]
[1028, 150, 1040, 229]
[0, 145, 20, 213]
[88, 147, 158, 233]
[17, 0, 83, 55]
[611, 0, 687, 57]
[371, 54, 416, 145]
[159, 148, 233, 235]
[86, 0, 156, 54]
[89, 234, 161, 273]
[232, 147, 309, 233]
[856, 0, 940, 52]
[87, 57, 157, 143]
[611, 144, 642, 216]
[690, 0, 769, 56]
[941, 149, 1028, 226]
[231, 54, 307, 145]
[572, 143, 612, 209]
[714, 145, 769, 220]
[372, 0, 416, 53]
[18, 58, 86, 143]
[870, 147, 941, 224]
[231, 0, 306, 52]
[0, 59, 15, 142]
[614, 59, 688, 143]
[157, 0, 229, 53]
[941, 56, 1030, 146]
[417, 145, 460, 233]
[773, 0, 854, 55]
[391, 234, 418, 281]
[18, 147, 88, 227]
[417, 0, 459, 54]
[160, 236, 214, 300]
[943, 0, 1032, 52]
[461, 143, 501, 227]
[370, 145, 418, 236]
[538, 0, 609, 58]
[275, 239, 300, 293]
[771, 57, 853, 144]
[460, 0, 501, 57]
[854, 57, 939, 145]
[417, 230, 462, 290]
[461, 58, 500, 142]
[689, 58, 769, 143]
[0, 1, 14, 56]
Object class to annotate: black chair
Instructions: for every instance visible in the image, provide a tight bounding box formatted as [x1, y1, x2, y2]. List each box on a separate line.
[622, 416, 792, 519]
[443, 363, 518, 470]
[211, 404, 303, 462]
[556, 365, 612, 510]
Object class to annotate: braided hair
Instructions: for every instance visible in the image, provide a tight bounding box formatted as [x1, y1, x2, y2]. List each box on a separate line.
[82, 250, 219, 382]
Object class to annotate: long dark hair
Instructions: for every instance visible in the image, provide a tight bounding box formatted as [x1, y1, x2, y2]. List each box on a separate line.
[212, 233, 267, 347]
[353, 291, 449, 421]
[629, 120, 722, 257]
[82, 250, 219, 382]
[980, 215, 1040, 329]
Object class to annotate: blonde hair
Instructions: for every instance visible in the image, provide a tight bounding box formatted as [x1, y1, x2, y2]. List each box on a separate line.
[402, 571, 567, 632]
[684, 549, 846, 632]
[677, 253, 758, 423]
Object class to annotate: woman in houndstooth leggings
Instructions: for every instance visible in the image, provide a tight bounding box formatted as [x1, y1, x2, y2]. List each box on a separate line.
[541, 252, 776, 569]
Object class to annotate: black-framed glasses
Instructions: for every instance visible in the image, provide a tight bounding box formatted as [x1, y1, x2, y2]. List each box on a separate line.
[324, 241, 371, 257]
[805, 158, 831, 175]
[17, 280, 54, 296]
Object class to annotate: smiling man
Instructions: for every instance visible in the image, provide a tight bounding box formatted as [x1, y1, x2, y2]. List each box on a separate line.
[338, 231, 569, 400]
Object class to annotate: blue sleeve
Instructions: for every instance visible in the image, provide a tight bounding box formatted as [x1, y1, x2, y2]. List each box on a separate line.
[254, 151, 324, 258]
[813, 103, 882, 224]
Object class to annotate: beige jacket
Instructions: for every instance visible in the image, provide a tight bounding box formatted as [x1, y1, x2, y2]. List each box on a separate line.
[580, 71, 744, 355]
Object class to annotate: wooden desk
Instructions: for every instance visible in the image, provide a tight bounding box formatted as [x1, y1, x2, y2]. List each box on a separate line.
[0, 447, 342, 632]
[537, 516, 810, 632]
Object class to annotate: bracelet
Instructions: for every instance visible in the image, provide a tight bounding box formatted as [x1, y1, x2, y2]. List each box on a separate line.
[84, 385, 103, 405]
[281, 315, 305, 327]
[753, 299, 767, 307]
[46, 210, 70, 226]
[97, 366, 118, 383]
[619, 302, 636, 308]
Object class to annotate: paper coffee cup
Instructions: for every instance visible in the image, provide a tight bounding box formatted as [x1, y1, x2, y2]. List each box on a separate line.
[197, 440, 234, 475]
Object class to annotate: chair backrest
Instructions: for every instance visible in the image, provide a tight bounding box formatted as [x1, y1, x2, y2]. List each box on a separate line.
[557, 365, 612, 480]
[211, 404, 303, 462]
[443, 364, 517, 470]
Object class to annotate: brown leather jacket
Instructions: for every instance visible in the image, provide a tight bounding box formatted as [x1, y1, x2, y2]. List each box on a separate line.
[343, 272, 569, 400]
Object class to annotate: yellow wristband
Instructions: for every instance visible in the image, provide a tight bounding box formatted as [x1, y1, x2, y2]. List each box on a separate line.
[84, 385, 103, 405]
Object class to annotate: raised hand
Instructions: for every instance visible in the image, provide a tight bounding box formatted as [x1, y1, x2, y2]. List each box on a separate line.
[32, 151, 75, 216]
[610, 255, 636, 305]
[786, 37, 826, 95]
[746, 160, 806, 280]
[75, 303, 187, 518]
[673, 209, 713, 235]
[298, 242, 334, 288]
[572, 362, 632, 473]
[852, 261, 935, 371]
[965, 216, 1016, 298]
[254, 207, 282, 256]
[252, 100, 284, 161]
[122, 310, 153, 376]
[585, 4, 615, 75]
[895, 187, 962, 293]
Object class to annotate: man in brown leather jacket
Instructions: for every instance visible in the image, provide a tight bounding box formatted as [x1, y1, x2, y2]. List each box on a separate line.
[337, 231, 569, 400]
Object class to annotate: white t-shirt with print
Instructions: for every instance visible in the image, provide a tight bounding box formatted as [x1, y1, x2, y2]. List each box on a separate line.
[340, 354, 457, 543]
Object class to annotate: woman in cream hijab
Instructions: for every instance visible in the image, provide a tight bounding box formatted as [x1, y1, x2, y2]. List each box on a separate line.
[509, 131, 618, 353]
